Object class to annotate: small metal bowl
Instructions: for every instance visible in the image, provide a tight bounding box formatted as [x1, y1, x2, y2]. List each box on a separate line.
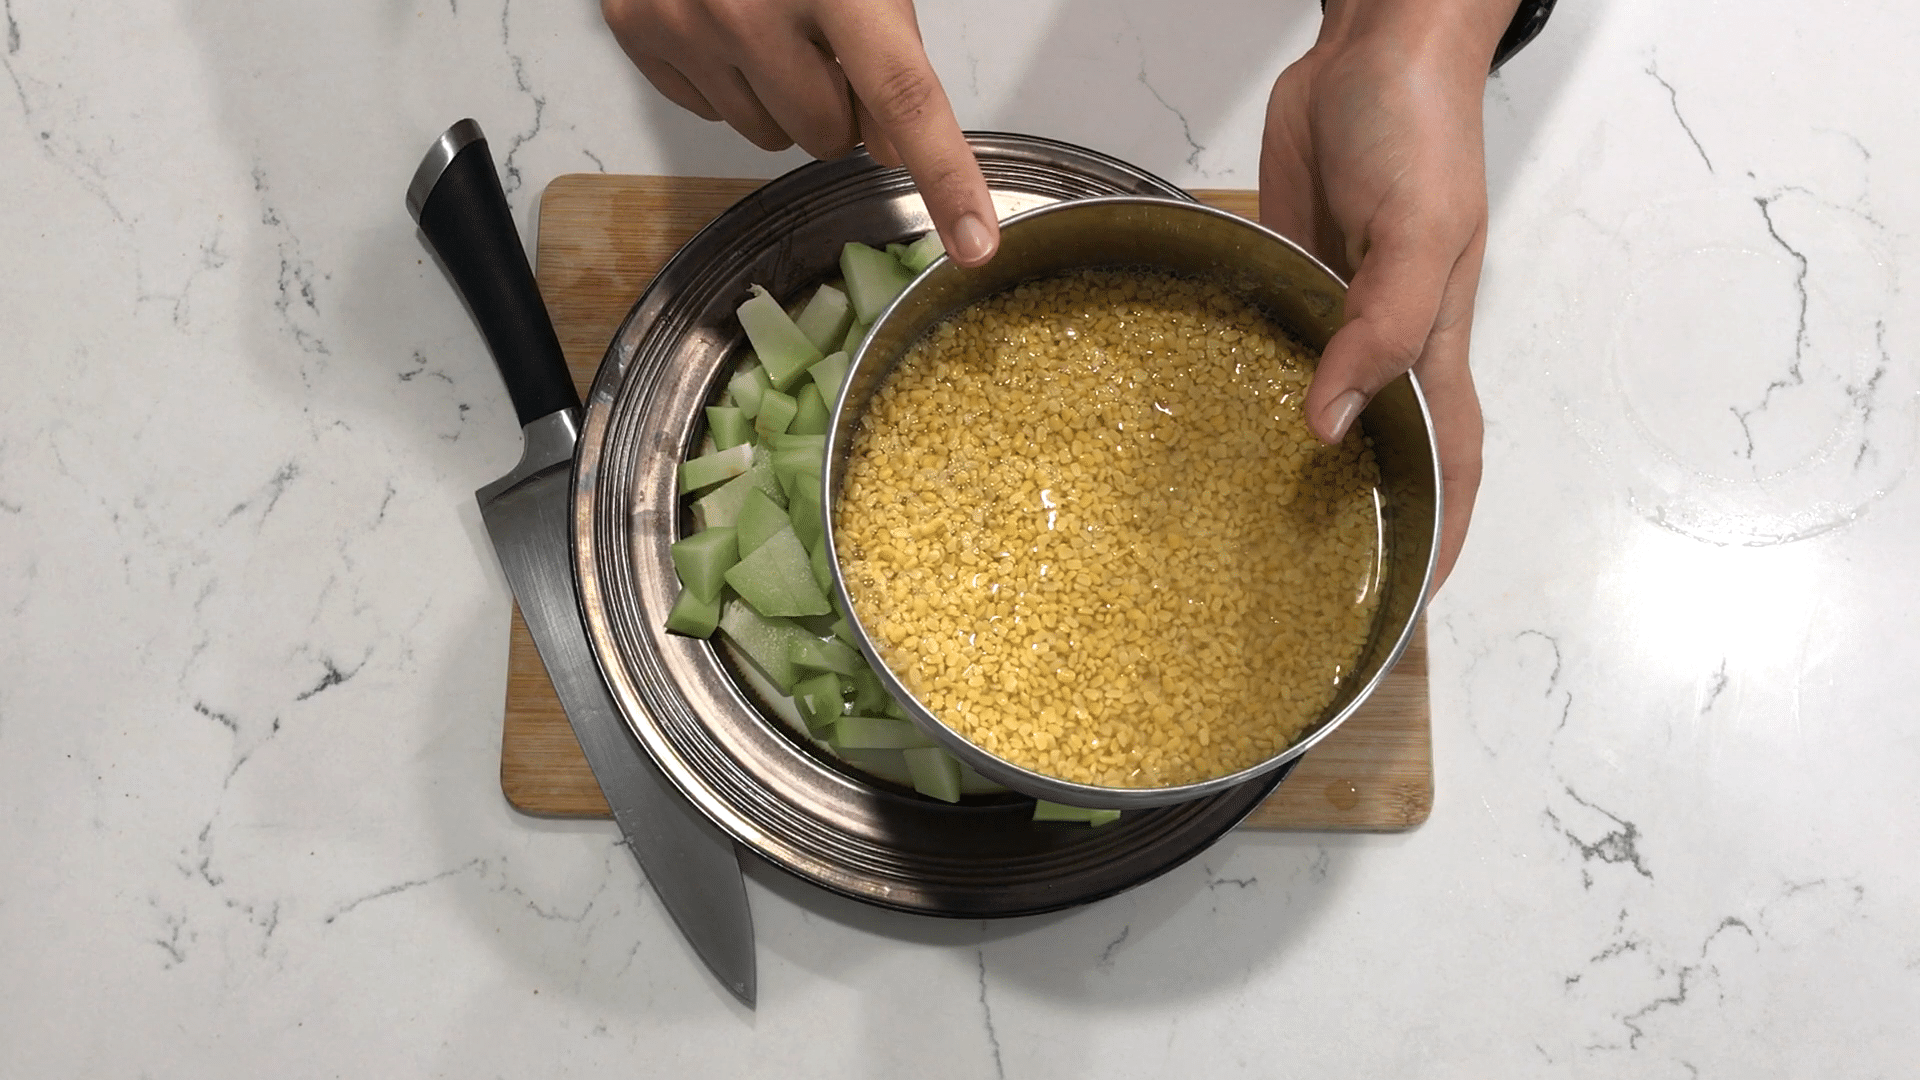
[824, 197, 1441, 810]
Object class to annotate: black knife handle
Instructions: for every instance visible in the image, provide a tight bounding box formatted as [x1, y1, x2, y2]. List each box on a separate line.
[409, 119, 580, 427]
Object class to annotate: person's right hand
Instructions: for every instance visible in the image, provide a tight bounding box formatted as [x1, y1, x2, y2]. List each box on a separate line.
[603, 0, 999, 266]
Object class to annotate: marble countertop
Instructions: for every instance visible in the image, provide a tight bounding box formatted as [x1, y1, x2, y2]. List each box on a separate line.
[3, 1, 1915, 1075]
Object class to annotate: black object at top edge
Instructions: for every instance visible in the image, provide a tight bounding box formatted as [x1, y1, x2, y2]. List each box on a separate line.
[1491, 0, 1556, 73]
[1316, 0, 1557, 74]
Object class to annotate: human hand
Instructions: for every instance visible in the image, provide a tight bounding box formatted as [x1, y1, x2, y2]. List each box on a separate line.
[1260, 0, 1516, 587]
[602, 0, 999, 265]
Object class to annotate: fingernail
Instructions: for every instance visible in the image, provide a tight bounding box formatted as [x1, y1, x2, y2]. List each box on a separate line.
[1323, 390, 1367, 442]
[952, 214, 995, 266]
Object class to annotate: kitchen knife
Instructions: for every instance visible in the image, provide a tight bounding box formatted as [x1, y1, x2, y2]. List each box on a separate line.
[407, 119, 756, 1007]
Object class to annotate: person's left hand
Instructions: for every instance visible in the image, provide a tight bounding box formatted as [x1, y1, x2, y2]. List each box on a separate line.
[1260, 1, 1511, 588]
[601, 0, 1000, 266]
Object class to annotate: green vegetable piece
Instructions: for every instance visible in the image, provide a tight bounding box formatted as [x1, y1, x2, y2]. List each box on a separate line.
[727, 642, 811, 736]
[705, 405, 752, 451]
[723, 524, 833, 617]
[809, 532, 834, 595]
[885, 241, 911, 262]
[1032, 800, 1087, 821]
[809, 351, 851, 404]
[787, 481, 824, 551]
[794, 614, 840, 643]
[733, 487, 791, 556]
[728, 365, 773, 420]
[777, 447, 822, 474]
[664, 586, 723, 638]
[717, 600, 817, 692]
[847, 666, 891, 714]
[840, 319, 869, 356]
[792, 671, 845, 732]
[773, 465, 799, 505]
[793, 282, 856, 355]
[903, 746, 962, 802]
[691, 452, 786, 529]
[899, 231, 945, 273]
[678, 443, 754, 495]
[669, 526, 739, 604]
[957, 763, 1010, 795]
[790, 635, 863, 677]
[771, 446, 823, 503]
[761, 432, 826, 454]
[1033, 801, 1123, 826]
[754, 388, 797, 436]
[738, 285, 824, 390]
[840, 242, 915, 324]
[882, 694, 912, 722]
[835, 714, 936, 750]
[833, 748, 914, 787]
[789, 382, 830, 436]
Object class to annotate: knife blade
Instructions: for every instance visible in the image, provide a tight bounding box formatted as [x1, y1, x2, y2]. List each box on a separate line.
[407, 118, 756, 1007]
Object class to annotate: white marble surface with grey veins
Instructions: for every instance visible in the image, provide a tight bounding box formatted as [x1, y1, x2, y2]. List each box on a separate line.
[2, 1, 1915, 1076]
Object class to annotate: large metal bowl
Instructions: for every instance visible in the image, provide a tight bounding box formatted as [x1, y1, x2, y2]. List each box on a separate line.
[572, 134, 1293, 917]
[824, 197, 1441, 810]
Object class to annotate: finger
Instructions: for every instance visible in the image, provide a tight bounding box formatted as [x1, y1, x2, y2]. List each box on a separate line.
[1304, 207, 1461, 443]
[854, 95, 901, 167]
[682, 63, 795, 151]
[735, 40, 861, 160]
[820, 6, 997, 266]
[1407, 289, 1484, 590]
[633, 55, 721, 122]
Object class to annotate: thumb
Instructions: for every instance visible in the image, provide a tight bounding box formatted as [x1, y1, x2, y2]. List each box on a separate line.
[1304, 218, 1454, 443]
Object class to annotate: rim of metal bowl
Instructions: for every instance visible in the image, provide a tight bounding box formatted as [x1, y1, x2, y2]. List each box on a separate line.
[821, 196, 1441, 810]
[572, 133, 1294, 918]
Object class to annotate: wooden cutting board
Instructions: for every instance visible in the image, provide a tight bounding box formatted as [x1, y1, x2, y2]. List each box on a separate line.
[501, 173, 1433, 831]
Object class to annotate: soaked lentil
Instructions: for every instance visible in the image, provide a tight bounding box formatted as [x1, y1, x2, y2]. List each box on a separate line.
[836, 269, 1383, 788]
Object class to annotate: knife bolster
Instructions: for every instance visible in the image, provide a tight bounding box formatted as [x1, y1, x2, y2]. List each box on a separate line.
[479, 408, 582, 504]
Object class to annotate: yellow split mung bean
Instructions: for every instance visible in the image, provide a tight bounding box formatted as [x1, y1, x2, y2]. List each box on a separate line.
[835, 269, 1384, 789]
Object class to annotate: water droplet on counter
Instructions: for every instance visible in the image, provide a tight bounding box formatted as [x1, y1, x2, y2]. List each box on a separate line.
[1325, 779, 1360, 810]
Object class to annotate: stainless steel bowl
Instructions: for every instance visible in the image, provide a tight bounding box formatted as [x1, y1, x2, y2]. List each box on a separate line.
[824, 197, 1441, 810]
[573, 135, 1298, 917]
